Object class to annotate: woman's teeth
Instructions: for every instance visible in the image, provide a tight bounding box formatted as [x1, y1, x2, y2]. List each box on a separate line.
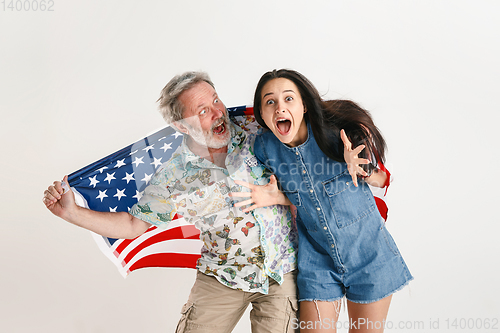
[276, 119, 291, 134]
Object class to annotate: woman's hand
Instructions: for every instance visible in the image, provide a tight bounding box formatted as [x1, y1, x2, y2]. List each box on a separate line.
[228, 175, 291, 213]
[340, 129, 370, 187]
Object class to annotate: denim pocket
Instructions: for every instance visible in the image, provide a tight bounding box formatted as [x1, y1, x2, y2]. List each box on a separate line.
[282, 189, 302, 207]
[282, 190, 316, 231]
[322, 170, 375, 229]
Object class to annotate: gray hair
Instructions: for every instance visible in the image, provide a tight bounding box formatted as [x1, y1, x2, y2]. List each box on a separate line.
[157, 71, 215, 124]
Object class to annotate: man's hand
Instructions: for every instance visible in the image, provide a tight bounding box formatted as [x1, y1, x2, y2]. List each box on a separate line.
[42, 175, 150, 239]
[340, 129, 370, 187]
[43, 175, 77, 220]
[228, 175, 291, 213]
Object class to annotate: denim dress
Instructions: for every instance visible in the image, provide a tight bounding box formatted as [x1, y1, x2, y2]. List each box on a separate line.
[254, 122, 413, 303]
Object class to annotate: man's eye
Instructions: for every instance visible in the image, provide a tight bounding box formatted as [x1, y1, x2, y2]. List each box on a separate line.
[200, 109, 207, 115]
[214, 98, 219, 104]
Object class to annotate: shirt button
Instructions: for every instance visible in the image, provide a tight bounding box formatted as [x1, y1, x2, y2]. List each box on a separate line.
[296, 151, 299, 155]
[346, 182, 349, 185]
[331, 244, 335, 248]
[303, 170, 306, 174]
[317, 207, 321, 211]
[310, 189, 313, 193]
[323, 226, 327, 230]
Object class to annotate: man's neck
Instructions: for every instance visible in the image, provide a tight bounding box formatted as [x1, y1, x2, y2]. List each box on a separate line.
[186, 137, 228, 169]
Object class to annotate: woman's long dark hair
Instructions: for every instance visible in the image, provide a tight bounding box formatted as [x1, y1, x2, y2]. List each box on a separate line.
[253, 69, 386, 171]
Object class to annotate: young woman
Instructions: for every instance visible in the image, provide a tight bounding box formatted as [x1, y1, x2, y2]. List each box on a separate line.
[230, 69, 412, 332]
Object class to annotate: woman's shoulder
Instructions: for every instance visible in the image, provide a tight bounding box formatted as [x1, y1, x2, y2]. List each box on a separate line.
[256, 128, 279, 142]
[253, 129, 278, 161]
[255, 129, 280, 147]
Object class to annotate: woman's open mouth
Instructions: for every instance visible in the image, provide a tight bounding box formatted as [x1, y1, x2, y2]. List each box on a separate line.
[275, 118, 291, 136]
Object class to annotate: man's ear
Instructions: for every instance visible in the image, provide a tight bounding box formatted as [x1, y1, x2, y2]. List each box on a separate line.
[173, 121, 189, 135]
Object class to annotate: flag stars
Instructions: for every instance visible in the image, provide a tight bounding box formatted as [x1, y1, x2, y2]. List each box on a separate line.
[173, 132, 183, 138]
[151, 157, 163, 168]
[114, 159, 126, 169]
[114, 188, 127, 201]
[133, 190, 144, 201]
[141, 173, 153, 184]
[97, 166, 108, 173]
[160, 142, 173, 152]
[132, 156, 144, 167]
[122, 172, 135, 184]
[109, 206, 118, 212]
[104, 172, 116, 184]
[143, 144, 155, 152]
[89, 175, 99, 188]
[96, 190, 108, 202]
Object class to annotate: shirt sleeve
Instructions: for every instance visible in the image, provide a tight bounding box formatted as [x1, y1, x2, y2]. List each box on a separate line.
[129, 166, 179, 227]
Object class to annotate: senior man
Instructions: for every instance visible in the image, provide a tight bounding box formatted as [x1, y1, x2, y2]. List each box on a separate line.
[43, 71, 298, 333]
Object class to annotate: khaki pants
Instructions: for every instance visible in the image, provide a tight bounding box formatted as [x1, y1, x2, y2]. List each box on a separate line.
[176, 271, 299, 333]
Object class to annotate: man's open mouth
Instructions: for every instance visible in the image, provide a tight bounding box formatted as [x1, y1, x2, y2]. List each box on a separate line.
[275, 118, 291, 135]
[213, 121, 226, 135]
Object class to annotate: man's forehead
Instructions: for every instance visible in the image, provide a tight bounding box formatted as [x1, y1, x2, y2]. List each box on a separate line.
[180, 82, 218, 110]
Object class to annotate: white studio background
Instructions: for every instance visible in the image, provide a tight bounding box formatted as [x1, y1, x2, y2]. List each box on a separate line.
[1, 1, 499, 332]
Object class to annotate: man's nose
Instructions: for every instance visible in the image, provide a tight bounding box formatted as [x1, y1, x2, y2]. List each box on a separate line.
[212, 105, 224, 118]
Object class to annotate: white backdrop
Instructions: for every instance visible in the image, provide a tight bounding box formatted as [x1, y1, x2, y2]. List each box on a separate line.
[1, 1, 499, 332]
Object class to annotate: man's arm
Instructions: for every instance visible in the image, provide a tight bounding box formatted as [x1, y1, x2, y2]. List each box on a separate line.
[43, 176, 150, 239]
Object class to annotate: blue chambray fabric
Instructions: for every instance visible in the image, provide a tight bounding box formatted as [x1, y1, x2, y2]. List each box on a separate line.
[254, 122, 412, 303]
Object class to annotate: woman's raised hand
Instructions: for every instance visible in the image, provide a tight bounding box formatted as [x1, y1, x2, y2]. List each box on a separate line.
[340, 129, 370, 187]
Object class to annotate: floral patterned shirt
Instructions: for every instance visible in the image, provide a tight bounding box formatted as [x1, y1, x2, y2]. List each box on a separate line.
[130, 118, 298, 294]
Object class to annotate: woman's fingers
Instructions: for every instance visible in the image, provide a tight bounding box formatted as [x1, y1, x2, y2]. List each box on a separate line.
[357, 157, 370, 165]
[228, 191, 251, 198]
[241, 204, 258, 213]
[233, 199, 254, 208]
[352, 144, 366, 155]
[350, 171, 359, 187]
[233, 179, 253, 189]
[340, 129, 352, 150]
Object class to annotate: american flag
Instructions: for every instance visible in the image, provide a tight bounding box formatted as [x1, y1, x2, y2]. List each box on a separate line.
[67, 106, 254, 277]
[67, 105, 390, 277]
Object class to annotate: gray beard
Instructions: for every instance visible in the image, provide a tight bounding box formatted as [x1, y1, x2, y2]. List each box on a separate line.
[187, 118, 232, 149]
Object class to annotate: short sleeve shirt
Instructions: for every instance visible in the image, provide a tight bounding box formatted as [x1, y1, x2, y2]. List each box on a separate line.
[130, 119, 298, 294]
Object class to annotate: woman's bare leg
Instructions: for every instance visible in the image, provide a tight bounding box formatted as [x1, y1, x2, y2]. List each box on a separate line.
[299, 300, 342, 332]
[346, 295, 392, 332]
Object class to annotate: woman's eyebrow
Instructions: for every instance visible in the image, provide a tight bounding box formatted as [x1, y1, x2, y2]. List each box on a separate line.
[263, 89, 296, 98]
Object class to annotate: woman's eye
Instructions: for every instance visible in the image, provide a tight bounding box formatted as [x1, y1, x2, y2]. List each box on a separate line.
[285, 96, 293, 102]
[266, 100, 275, 105]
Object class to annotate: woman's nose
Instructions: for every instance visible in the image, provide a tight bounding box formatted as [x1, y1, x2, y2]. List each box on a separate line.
[275, 101, 285, 113]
